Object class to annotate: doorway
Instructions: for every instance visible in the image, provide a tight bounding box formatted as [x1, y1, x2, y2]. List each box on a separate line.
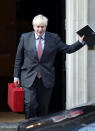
[0, 0, 66, 113]
[16, 0, 66, 113]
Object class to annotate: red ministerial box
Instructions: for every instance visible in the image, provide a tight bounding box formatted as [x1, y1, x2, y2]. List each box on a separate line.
[8, 83, 24, 112]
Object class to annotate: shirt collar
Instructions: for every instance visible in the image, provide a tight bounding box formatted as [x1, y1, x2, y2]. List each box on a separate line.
[35, 32, 45, 40]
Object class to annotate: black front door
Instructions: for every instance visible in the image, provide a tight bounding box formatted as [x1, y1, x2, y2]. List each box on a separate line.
[0, 0, 66, 113]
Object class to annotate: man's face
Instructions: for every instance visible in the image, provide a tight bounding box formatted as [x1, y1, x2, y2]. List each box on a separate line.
[33, 24, 47, 37]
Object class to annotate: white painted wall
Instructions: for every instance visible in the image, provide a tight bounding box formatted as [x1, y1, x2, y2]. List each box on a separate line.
[87, 51, 95, 101]
[87, 0, 95, 102]
[66, 0, 88, 109]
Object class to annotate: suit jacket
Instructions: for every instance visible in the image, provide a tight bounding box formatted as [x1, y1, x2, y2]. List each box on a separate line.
[14, 31, 84, 88]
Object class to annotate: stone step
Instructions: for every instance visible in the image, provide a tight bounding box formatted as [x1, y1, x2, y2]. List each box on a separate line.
[0, 123, 18, 131]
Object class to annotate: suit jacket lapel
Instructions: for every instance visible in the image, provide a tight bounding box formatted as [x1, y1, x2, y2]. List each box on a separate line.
[29, 32, 38, 60]
[41, 32, 50, 60]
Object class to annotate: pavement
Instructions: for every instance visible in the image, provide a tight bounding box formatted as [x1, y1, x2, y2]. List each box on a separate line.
[0, 122, 18, 131]
[0, 112, 25, 131]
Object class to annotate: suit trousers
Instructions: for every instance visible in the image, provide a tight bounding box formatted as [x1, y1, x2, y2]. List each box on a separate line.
[24, 77, 53, 119]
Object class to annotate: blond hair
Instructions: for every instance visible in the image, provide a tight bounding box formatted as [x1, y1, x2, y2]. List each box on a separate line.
[32, 14, 48, 26]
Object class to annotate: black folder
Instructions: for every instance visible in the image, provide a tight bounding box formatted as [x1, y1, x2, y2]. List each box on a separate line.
[76, 25, 95, 46]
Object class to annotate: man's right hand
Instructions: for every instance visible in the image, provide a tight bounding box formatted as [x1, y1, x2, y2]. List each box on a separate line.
[14, 78, 20, 87]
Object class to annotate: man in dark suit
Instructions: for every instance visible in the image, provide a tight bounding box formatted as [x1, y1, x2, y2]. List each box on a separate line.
[14, 14, 85, 119]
